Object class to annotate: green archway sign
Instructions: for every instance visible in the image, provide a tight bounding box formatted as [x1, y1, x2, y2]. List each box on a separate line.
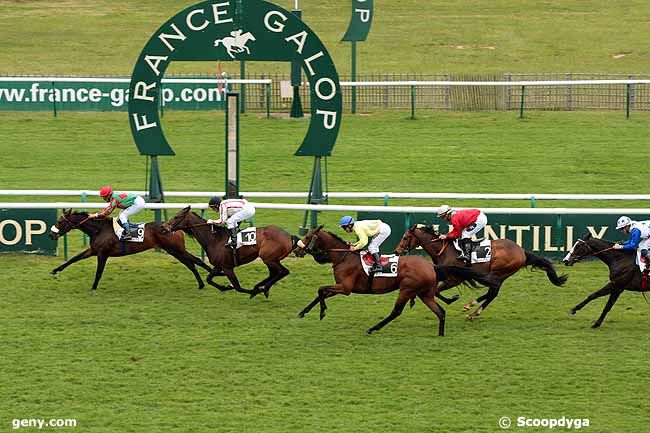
[128, 0, 342, 157]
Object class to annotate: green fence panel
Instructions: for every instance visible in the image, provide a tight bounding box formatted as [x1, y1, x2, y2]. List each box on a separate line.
[357, 211, 641, 259]
[0, 209, 57, 255]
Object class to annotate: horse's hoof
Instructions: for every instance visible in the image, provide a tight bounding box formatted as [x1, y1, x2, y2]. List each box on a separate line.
[450, 294, 460, 302]
[567, 309, 576, 316]
[591, 322, 602, 329]
[263, 289, 270, 298]
[466, 314, 476, 320]
[365, 329, 374, 335]
[463, 306, 471, 312]
[249, 290, 259, 299]
[297, 312, 305, 318]
[50, 270, 58, 276]
[319, 313, 326, 321]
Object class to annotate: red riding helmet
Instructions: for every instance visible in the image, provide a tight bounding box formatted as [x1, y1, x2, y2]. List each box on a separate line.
[99, 185, 113, 197]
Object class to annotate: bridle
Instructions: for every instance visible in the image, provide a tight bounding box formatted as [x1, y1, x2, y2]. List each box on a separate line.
[298, 229, 355, 266]
[398, 227, 445, 255]
[568, 238, 615, 262]
[61, 212, 91, 229]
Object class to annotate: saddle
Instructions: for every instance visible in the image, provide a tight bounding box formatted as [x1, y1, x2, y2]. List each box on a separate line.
[452, 238, 492, 264]
[112, 219, 145, 243]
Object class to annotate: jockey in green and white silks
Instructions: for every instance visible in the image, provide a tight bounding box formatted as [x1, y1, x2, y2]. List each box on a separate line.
[613, 216, 650, 272]
[89, 186, 145, 240]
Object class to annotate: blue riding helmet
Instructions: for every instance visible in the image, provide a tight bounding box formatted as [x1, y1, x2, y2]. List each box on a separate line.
[340, 215, 355, 227]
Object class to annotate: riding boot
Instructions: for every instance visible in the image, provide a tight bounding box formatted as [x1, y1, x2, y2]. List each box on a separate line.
[460, 239, 472, 266]
[119, 220, 131, 241]
[371, 252, 382, 273]
[227, 228, 238, 248]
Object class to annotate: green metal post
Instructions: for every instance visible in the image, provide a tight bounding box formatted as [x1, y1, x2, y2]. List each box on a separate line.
[300, 157, 325, 235]
[351, 41, 357, 114]
[519, 85, 526, 119]
[63, 234, 68, 261]
[148, 156, 164, 223]
[410, 85, 416, 119]
[51, 82, 57, 117]
[383, 194, 389, 206]
[289, 9, 304, 118]
[265, 82, 271, 118]
[81, 192, 88, 246]
[240, 61, 246, 113]
[626, 83, 631, 119]
[530, 196, 536, 208]
[225, 93, 240, 198]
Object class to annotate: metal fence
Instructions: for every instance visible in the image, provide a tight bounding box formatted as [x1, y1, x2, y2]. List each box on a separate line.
[237, 72, 650, 113]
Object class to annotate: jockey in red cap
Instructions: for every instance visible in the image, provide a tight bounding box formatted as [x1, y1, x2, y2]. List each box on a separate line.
[89, 186, 145, 240]
[436, 205, 488, 266]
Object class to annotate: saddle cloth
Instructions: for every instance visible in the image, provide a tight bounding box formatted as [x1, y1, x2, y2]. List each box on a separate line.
[452, 238, 492, 264]
[360, 252, 399, 277]
[112, 219, 145, 243]
[231, 227, 257, 249]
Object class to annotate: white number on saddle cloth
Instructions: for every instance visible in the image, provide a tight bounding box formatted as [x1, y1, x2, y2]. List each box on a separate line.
[112, 219, 145, 243]
[453, 238, 492, 264]
[235, 227, 257, 248]
[360, 252, 399, 277]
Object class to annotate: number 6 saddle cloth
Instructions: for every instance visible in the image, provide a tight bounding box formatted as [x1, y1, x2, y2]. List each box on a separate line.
[360, 252, 399, 277]
[230, 227, 257, 249]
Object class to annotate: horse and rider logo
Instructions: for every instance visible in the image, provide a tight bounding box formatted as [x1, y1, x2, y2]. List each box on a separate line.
[214, 30, 256, 59]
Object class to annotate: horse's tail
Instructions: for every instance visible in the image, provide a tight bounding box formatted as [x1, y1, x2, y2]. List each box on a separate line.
[525, 251, 568, 286]
[435, 265, 498, 290]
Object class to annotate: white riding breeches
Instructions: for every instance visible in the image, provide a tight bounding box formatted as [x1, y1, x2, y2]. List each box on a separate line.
[226, 203, 255, 229]
[118, 196, 146, 225]
[636, 237, 650, 271]
[367, 223, 392, 254]
[461, 212, 487, 239]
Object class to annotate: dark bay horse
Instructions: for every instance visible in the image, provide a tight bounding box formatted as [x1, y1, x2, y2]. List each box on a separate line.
[162, 206, 295, 298]
[48, 210, 211, 290]
[293, 226, 499, 336]
[563, 232, 644, 328]
[394, 224, 568, 318]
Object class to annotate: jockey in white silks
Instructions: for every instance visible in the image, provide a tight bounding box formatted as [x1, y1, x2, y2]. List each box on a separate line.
[613, 215, 650, 272]
[206, 196, 256, 248]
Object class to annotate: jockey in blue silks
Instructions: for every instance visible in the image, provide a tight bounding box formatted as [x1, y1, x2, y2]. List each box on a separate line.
[613, 215, 650, 272]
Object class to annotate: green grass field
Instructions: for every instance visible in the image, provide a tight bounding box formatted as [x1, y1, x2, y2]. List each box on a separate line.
[3, 1, 650, 432]
[2, 110, 650, 433]
[1, 0, 649, 75]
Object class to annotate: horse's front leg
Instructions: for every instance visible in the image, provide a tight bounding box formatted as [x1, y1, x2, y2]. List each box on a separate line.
[367, 289, 412, 334]
[569, 282, 613, 315]
[298, 287, 336, 318]
[223, 268, 255, 296]
[467, 282, 503, 319]
[592, 288, 624, 328]
[90, 254, 109, 291]
[51, 248, 94, 275]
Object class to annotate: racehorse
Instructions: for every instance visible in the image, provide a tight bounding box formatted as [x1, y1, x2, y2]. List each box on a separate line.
[394, 224, 568, 318]
[48, 210, 211, 291]
[563, 232, 645, 328]
[293, 226, 499, 336]
[162, 206, 295, 298]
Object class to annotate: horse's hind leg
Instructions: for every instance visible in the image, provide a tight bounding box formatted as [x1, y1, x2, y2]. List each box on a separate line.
[367, 290, 412, 335]
[51, 248, 93, 275]
[467, 282, 503, 319]
[90, 254, 108, 291]
[569, 282, 613, 315]
[592, 288, 624, 328]
[418, 290, 446, 336]
[252, 262, 290, 299]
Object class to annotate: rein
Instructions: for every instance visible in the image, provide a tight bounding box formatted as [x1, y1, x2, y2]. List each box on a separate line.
[571, 239, 615, 261]
[62, 213, 91, 229]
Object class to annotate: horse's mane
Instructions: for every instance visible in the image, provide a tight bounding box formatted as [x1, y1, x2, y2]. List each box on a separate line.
[324, 230, 350, 247]
[181, 211, 227, 239]
[413, 224, 438, 236]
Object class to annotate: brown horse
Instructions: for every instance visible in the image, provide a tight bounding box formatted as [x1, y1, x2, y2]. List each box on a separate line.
[48, 210, 211, 291]
[293, 226, 498, 336]
[162, 206, 295, 298]
[394, 224, 568, 318]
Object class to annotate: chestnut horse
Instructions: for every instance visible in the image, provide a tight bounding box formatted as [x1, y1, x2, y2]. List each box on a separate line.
[293, 226, 498, 336]
[394, 224, 568, 318]
[563, 232, 643, 328]
[48, 210, 211, 291]
[162, 206, 295, 298]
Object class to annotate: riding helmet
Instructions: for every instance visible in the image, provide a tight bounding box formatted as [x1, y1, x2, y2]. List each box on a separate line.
[99, 185, 113, 197]
[209, 196, 222, 208]
[340, 215, 355, 227]
[437, 204, 452, 217]
[616, 215, 632, 230]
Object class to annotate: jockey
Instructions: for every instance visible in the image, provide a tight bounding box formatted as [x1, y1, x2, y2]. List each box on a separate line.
[89, 186, 145, 240]
[340, 216, 392, 273]
[206, 196, 255, 248]
[613, 215, 650, 272]
[436, 204, 488, 265]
